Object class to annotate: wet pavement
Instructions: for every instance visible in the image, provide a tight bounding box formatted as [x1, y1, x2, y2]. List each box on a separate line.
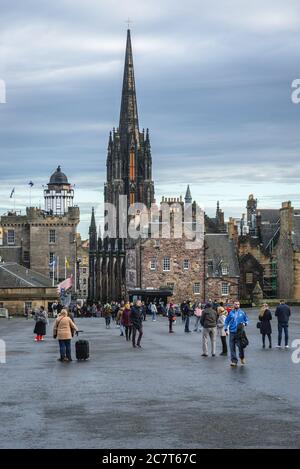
[0, 308, 300, 449]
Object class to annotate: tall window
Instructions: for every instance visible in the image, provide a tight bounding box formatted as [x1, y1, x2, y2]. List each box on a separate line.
[221, 282, 229, 296]
[129, 150, 135, 181]
[193, 283, 201, 294]
[49, 252, 55, 264]
[83, 278, 87, 285]
[221, 265, 229, 275]
[163, 257, 170, 271]
[49, 229, 56, 244]
[7, 229, 15, 245]
[150, 259, 157, 270]
[183, 259, 189, 270]
[82, 268, 87, 274]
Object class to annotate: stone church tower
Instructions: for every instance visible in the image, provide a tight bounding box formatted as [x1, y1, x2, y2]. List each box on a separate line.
[89, 29, 155, 302]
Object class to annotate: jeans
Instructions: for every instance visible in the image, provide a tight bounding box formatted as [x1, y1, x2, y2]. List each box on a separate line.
[152, 312, 157, 321]
[59, 339, 72, 360]
[229, 332, 244, 363]
[278, 322, 289, 346]
[125, 326, 132, 341]
[169, 318, 174, 332]
[202, 328, 216, 355]
[185, 316, 191, 332]
[221, 335, 228, 354]
[194, 316, 202, 332]
[105, 317, 111, 328]
[132, 326, 143, 346]
[262, 333, 272, 347]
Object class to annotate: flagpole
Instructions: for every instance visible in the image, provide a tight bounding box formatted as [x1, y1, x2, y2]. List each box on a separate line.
[57, 256, 59, 283]
[13, 191, 16, 213]
[52, 261, 55, 287]
[65, 256, 67, 280]
[29, 186, 32, 207]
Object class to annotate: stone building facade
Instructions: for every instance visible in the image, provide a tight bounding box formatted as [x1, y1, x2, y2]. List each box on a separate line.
[0, 167, 80, 285]
[275, 201, 300, 300]
[0, 262, 58, 315]
[140, 237, 205, 304]
[205, 234, 240, 301]
[237, 194, 279, 300]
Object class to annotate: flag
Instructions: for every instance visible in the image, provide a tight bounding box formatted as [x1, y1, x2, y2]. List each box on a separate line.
[29, 181, 34, 187]
[65, 257, 70, 269]
[10, 188, 15, 198]
[57, 275, 73, 293]
[49, 256, 56, 268]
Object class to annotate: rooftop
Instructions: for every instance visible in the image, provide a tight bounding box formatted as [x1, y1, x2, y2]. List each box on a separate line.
[0, 263, 53, 288]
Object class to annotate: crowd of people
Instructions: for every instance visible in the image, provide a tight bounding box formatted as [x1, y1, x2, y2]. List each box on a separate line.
[30, 297, 292, 366]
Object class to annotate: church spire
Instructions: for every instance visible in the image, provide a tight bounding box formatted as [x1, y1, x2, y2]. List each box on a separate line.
[185, 185, 192, 205]
[119, 29, 139, 140]
[89, 207, 97, 253]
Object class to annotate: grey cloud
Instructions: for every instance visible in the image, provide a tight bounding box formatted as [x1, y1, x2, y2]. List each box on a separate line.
[1, 0, 300, 238]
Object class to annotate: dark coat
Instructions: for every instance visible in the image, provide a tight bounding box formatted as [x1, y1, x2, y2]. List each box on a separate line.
[259, 309, 272, 335]
[33, 310, 48, 335]
[34, 322, 46, 335]
[121, 308, 132, 327]
[130, 305, 143, 329]
[200, 307, 217, 328]
[275, 304, 291, 324]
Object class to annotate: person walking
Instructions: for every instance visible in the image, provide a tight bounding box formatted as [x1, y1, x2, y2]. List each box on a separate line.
[53, 309, 78, 362]
[217, 302, 228, 356]
[193, 303, 203, 332]
[275, 300, 291, 349]
[150, 302, 157, 321]
[184, 300, 194, 333]
[131, 300, 143, 348]
[121, 302, 132, 341]
[259, 303, 272, 349]
[103, 303, 112, 329]
[224, 300, 249, 366]
[167, 302, 176, 333]
[200, 303, 217, 357]
[116, 304, 125, 336]
[33, 306, 48, 341]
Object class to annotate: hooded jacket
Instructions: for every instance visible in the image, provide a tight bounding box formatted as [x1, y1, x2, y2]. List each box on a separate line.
[224, 309, 249, 333]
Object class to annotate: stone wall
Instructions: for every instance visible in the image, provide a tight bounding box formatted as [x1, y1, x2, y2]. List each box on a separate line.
[0, 287, 59, 315]
[0, 207, 79, 283]
[140, 237, 205, 304]
[205, 277, 239, 302]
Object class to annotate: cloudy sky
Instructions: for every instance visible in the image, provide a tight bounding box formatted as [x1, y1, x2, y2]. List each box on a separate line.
[0, 0, 300, 238]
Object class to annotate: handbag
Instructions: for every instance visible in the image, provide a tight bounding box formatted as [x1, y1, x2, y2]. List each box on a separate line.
[256, 321, 262, 329]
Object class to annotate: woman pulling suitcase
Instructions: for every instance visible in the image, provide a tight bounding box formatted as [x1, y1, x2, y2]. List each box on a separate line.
[53, 309, 78, 362]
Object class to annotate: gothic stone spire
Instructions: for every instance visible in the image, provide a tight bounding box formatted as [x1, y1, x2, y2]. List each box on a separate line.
[119, 29, 139, 142]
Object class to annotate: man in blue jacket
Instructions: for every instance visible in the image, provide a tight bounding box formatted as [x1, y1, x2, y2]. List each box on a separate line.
[275, 300, 291, 349]
[224, 300, 249, 367]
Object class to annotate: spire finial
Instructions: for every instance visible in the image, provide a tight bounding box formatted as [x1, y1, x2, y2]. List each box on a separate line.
[125, 18, 133, 30]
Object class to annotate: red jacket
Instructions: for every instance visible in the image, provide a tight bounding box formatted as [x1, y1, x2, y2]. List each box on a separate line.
[121, 308, 132, 327]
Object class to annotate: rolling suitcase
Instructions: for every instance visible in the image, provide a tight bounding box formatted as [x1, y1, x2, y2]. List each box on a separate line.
[75, 337, 90, 361]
